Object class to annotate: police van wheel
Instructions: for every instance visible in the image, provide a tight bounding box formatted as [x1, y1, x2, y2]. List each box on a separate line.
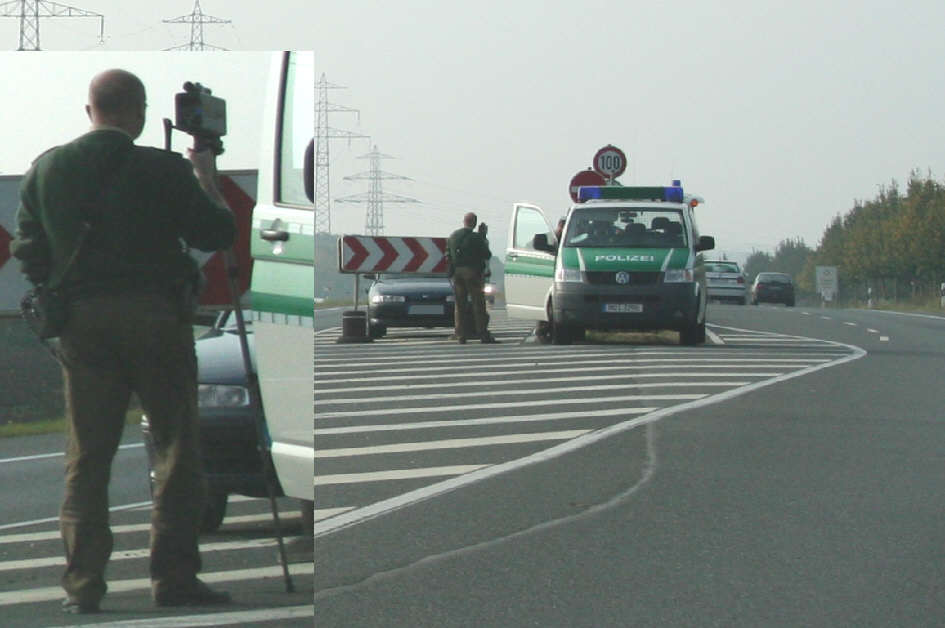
[552, 321, 572, 345]
[680, 321, 706, 346]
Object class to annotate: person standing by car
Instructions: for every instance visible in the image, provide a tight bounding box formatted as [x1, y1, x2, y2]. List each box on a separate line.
[10, 69, 235, 613]
[447, 212, 497, 343]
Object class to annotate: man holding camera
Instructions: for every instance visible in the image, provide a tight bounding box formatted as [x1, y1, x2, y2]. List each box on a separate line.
[447, 212, 497, 344]
[10, 69, 234, 613]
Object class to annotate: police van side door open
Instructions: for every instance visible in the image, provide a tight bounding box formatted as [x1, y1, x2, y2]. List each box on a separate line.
[504, 203, 555, 321]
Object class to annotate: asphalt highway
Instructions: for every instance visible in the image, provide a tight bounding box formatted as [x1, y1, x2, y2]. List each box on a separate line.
[315, 304, 945, 627]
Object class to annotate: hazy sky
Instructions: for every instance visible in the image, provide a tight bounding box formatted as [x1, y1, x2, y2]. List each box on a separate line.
[2, 1, 944, 261]
[310, 0, 945, 261]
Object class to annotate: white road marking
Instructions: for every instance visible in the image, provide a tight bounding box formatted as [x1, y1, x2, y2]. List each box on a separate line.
[318, 382, 748, 406]
[316, 407, 660, 435]
[316, 465, 488, 485]
[0, 563, 313, 607]
[867, 328, 879, 333]
[0, 539, 277, 572]
[820, 316, 832, 320]
[316, 430, 591, 458]
[46, 605, 314, 628]
[317, 394, 707, 420]
[880, 336, 890, 342]
[0, 442, 143, 465]
[844, 322, 857, 326]
[315, 326, 866, 538]
[315, 507, 354, 522]
[705, 327, 724, 344]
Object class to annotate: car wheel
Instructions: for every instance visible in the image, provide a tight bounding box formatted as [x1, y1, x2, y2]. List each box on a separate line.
[201, 490, 228, 533]
[680, 320, 706, 346]
[551, 319, 572, 345]
[535, 321, 553, 344]
[786, 300, 795, 307]
[369, 324, 387, 339]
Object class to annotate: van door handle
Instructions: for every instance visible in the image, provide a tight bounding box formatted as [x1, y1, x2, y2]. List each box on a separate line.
[261, 229, 289, 242]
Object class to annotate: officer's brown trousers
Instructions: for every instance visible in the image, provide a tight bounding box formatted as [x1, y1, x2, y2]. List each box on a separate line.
[57, 292, 205, 603]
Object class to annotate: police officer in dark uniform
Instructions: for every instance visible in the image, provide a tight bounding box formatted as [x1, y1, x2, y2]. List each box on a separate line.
[10, 69, 235, 613]
[447, 212, 496, 344]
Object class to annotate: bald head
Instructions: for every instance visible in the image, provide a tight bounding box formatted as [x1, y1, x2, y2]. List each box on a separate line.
[463, 212, 478, 228]
[86, 69, 147, 138]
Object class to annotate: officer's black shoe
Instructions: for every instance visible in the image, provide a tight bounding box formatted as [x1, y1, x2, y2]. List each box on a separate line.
[480, 333, 498, 344]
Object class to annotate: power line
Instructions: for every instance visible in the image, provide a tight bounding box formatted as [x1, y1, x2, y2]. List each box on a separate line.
[162, 0, 229, 51]
[335, 146, 419, 236]
[0, 0, 103, 50]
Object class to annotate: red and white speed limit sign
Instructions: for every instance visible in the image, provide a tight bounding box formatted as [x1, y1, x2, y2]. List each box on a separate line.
[593, 144, 627, 179]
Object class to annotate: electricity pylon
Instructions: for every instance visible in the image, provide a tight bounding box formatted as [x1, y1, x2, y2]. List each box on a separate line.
[336, 146, 419, 236]
[163, 0, 230, 51]
[0, 0, 103, 50]
[314, 73, 368, 235]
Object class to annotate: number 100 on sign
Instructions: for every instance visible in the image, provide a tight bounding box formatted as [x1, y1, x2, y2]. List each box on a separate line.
[594, 145, 627, 179]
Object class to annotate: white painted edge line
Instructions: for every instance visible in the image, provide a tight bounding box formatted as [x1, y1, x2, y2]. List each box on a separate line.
[705, 326, 724, 344]
[862, 309, 945, 321]
[0, 442, 144, 466]
[314, 326, 866, 538]
[46, 605, 314, 628]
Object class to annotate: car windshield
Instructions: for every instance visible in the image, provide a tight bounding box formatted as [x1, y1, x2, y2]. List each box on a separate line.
[563, 208, 687, 249]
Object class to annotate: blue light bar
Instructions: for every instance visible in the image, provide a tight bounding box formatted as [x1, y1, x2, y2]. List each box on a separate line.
[577, 185, 685, 203]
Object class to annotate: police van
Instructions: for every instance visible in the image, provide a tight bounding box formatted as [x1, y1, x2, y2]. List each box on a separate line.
[504, 182, 714, 345]
[249, 51, 314, 502]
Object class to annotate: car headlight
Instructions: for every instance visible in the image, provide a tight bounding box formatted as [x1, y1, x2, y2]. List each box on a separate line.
[555, 268, 582, 283]
[663, 269, 694, 283]
[483, 284, 495, 294]
[370, 294, 406, 304]
[198, 384, 250, 408]
[445, 294, 455, 302]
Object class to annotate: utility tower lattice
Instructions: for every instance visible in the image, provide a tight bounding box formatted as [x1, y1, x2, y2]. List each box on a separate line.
[336, 146, 419, 236]
[0, 0, 103, 50]
[163, 0, 230, 51]
[314, 73, 368, 235]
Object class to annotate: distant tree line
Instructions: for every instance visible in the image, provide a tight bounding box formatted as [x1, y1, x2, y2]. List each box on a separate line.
[744, 170, 945, 303]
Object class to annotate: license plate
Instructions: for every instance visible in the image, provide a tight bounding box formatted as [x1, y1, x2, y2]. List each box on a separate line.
[603, 303, 643, 313]
[408, 304, 444, 315]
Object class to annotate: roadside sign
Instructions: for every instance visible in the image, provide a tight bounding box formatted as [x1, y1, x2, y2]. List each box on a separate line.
[816, 265, 838, 301]
[593, 144, 627, 180]
[569, 169, 607, 202]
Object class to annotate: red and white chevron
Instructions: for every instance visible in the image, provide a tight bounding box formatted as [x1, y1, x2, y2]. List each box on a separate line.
[339, 235, 449, 274]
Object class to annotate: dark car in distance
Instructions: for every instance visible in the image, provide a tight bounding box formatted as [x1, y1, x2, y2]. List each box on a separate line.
[367, 274, 456, 338]
[141, 310, 282, 532]
[751, 272, 795, 306]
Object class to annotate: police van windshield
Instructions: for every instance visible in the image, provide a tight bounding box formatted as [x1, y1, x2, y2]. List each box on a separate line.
[564, 208, 687, 249]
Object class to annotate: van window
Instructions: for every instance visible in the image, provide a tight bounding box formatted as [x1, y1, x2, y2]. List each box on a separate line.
[514, 207, 551, 250]
[278, 51, 314, 208]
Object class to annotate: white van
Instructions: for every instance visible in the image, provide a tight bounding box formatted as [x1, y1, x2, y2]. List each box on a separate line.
[249, 51, 314, 502]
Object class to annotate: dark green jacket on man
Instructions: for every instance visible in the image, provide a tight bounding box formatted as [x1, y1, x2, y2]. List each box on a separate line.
[11, 129, 235, 296]
[447, 227, 491, 271]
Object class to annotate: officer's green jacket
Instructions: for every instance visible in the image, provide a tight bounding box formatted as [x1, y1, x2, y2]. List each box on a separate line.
[11, 128, 235, 296]
[447, 227, 491, 270]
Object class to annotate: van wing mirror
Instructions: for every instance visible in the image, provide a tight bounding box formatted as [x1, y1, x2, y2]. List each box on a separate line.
[304, 138, 314, 202]
[532, 233, 556, 253]
[696, 235, 715, 252]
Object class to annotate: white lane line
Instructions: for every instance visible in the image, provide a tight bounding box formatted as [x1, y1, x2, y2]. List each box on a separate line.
[0, 539, 277, 572]
[47, 605, 314, 628]
[316, 430, 591, 458]
[318, 382, 748, 407]
[0, 442, 144, 465]
[0, 563, 313, 607]
[0, 513, 301, 544]
[867, 329, 879, 333]
[316, 507, 354, 522]
[316, 466, 488, 486]
[820, 316, 832, 320]
[315, 326, 865, 538]
[316, 371, 793, 395]
[844, 322, 857, 326]
[317, 394, 707, 420]
[705, 327, 724, 344]
[880, 336, 890, 342]
[0, 500, 154, 532]
[315, 407, 660, 435]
